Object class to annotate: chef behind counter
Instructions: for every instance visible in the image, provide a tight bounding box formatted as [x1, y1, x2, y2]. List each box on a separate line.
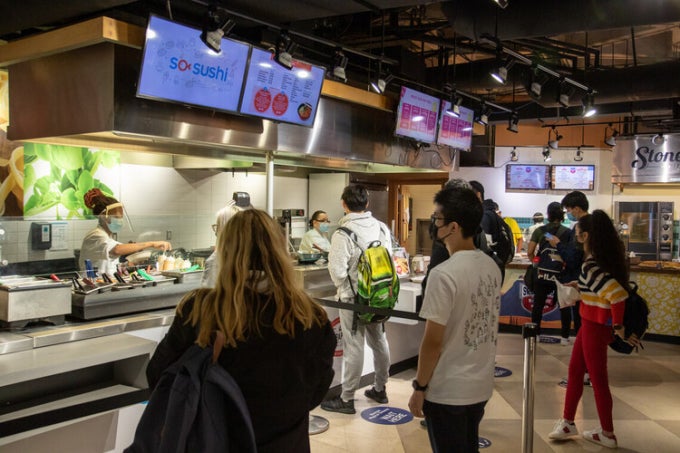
[79, 188, 171, 274]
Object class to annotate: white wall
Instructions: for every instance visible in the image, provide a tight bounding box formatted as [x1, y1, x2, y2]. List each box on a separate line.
[0, 163, 309, 264]
[452, 146, 680, 220]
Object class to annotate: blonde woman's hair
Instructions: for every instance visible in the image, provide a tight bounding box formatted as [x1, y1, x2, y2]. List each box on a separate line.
[181, 209, 328, 347]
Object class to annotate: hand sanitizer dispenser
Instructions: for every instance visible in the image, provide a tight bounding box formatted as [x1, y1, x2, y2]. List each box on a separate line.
[30, 222, 52, 250]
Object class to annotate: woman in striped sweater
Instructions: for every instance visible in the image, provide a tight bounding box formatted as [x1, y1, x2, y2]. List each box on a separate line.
[549, 210, 639, 449]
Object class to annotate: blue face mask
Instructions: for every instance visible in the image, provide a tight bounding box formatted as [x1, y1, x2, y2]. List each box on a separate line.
[566, 212, 577, 222]
[108, 217, 124, 233]
[319, 223, 330, 233]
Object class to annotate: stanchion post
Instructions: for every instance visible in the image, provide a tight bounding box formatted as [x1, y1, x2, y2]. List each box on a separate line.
[521, 322, 538, 453]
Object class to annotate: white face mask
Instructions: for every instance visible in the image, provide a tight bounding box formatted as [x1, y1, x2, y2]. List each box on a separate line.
[319, 223, 330, 233]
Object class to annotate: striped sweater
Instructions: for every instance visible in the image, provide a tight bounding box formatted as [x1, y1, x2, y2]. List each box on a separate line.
[578, 258, 628, 326]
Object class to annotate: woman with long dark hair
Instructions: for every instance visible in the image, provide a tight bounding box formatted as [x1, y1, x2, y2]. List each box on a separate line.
[549, 210, 639, 449]
[147, 209, 336, 453]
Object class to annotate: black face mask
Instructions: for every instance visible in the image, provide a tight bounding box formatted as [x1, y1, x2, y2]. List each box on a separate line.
[428, 219, 439, 241]
[430, 218, 452, 245]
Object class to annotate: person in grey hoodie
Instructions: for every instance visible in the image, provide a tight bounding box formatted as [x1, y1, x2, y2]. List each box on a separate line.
[321, 184, 393, 415]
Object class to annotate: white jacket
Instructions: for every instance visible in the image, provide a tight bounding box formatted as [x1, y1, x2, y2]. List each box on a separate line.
[327, 211, 392, 301]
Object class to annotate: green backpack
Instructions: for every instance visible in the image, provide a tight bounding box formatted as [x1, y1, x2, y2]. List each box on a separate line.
[338, 226, 400, 324]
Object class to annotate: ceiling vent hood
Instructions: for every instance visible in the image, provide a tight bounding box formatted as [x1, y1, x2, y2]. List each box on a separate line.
[7, 39, 451, 174]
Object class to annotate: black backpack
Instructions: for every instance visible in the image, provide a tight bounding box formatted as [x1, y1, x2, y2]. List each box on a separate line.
[125, 333, 257, 453]
[486, 212, 514, 266]
[609, 281, 650, 354]
[536, 225, 568, 277]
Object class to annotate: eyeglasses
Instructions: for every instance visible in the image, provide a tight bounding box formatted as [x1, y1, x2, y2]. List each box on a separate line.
[211, 224, 218, 233]
[315, 219, 331, 223]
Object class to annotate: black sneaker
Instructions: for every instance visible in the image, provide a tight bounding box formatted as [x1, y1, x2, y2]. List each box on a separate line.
[320, 396, 356, 414]
[364, 387, 388, 404]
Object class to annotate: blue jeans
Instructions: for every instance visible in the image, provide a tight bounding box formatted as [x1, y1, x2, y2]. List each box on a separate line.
[424, 399, 487, 453]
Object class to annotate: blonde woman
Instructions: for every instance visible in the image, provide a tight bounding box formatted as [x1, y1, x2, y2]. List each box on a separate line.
[147, 209, 336, 453]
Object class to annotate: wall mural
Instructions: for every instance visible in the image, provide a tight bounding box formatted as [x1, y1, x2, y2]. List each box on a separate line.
[23, 143, 120, 219]
[0, 70, 24, 217]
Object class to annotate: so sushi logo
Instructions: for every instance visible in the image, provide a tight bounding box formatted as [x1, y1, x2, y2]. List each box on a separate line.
[169, 57, 229, 82]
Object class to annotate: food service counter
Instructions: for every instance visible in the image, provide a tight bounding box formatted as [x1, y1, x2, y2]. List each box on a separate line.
[0, 264, 425, 451]
[504, 258, 680, 338]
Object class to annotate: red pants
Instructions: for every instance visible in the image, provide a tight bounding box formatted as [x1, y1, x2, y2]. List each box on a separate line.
[563, 318, 615, 432]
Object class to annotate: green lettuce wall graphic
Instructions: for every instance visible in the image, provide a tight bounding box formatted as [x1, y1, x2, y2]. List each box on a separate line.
[23, 143, 120, 219]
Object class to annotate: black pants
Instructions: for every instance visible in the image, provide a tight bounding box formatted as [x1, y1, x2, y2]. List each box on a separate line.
[424, 399, 486, 453]
[531, 278, 572, 338]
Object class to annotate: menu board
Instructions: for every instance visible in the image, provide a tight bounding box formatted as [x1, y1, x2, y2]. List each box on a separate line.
[551, 165, 595, 190]
[505, 164, 550, 190]
[239, 47, 325, 127]
[137, 15, 250, 113]
[395, 87, 439, 144]
[436, 103, 474, 150]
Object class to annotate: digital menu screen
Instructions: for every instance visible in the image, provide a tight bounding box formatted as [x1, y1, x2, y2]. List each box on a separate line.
[436, 103, 474, 150]
[551, 165, 595, 190]
[137, 15, 250, 113]
[238, 47, 325, 127]
[395, 86, 439, 144]
[505, 164, 550, 191]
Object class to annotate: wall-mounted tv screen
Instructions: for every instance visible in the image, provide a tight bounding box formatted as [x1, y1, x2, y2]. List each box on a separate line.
[436, 103, 474, 150]
[137, 15, 250, 113]
[395, 86, 439, 144]
[551, 165, 596, 190]
[505, 164, 551, 191]
[238, 47, 325, 127]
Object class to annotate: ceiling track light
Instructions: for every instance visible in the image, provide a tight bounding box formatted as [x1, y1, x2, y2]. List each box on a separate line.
[493, 0, 509, 8]
[556, 78, 575, 108]
[274, 30, 297, 70]
[371, 73, 394, 94]
[200, 6, 235, 53]
[491, 57, 515, 85]
[507, 111, 519, 133]
[574, 147, 584, 162]
[445, 94, 463, 117]
[510, 147, 519, 161]
[529, 69, 550, 100]
[582, 90, 597, 117]
[331, 48, 348, 83]
[542, 147, 552, 162]
[548, 126, 563, 149]
[476, 103, 491, 126]
[604, 123, 619, 147]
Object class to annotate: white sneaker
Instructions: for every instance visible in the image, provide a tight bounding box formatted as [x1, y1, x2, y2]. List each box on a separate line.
[560, 337, 570, 346]
[583, 427, 618, 448]
[549, 419, 578, 440]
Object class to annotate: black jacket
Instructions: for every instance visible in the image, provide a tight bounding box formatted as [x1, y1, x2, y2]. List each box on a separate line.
[147, 291, 337, 453]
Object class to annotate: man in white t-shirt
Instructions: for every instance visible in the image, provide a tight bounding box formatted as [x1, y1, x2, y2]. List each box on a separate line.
[408, 185, 502, 452]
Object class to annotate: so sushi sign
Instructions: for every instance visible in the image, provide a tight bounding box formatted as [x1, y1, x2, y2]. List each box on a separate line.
[612, 134, 680, 183]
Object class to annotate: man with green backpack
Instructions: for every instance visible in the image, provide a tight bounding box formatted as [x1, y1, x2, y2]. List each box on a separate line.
[321, 184, 398, 415]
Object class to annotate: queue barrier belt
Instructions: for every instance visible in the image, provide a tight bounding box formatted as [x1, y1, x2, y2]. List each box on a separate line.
[314, 298, 424, 322]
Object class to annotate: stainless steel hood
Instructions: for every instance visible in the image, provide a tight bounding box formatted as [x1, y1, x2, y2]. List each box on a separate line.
[7, 42, 451, 173]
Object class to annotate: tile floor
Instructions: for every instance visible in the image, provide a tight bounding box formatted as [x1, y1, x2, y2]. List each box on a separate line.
[310, 333, 680, 452]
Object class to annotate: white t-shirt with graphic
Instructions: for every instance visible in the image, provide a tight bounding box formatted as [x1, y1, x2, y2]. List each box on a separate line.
[420, 249, 502, 406]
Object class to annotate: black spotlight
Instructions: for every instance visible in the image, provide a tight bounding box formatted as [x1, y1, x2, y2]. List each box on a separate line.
[507, 111, 519, 133]
[200, 6, 235, 53]
[331, 49, 348, 82]
[274, 31, 297, 69]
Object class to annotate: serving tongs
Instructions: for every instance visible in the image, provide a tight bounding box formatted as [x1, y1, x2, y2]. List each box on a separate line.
[71, 276, 114, 294]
